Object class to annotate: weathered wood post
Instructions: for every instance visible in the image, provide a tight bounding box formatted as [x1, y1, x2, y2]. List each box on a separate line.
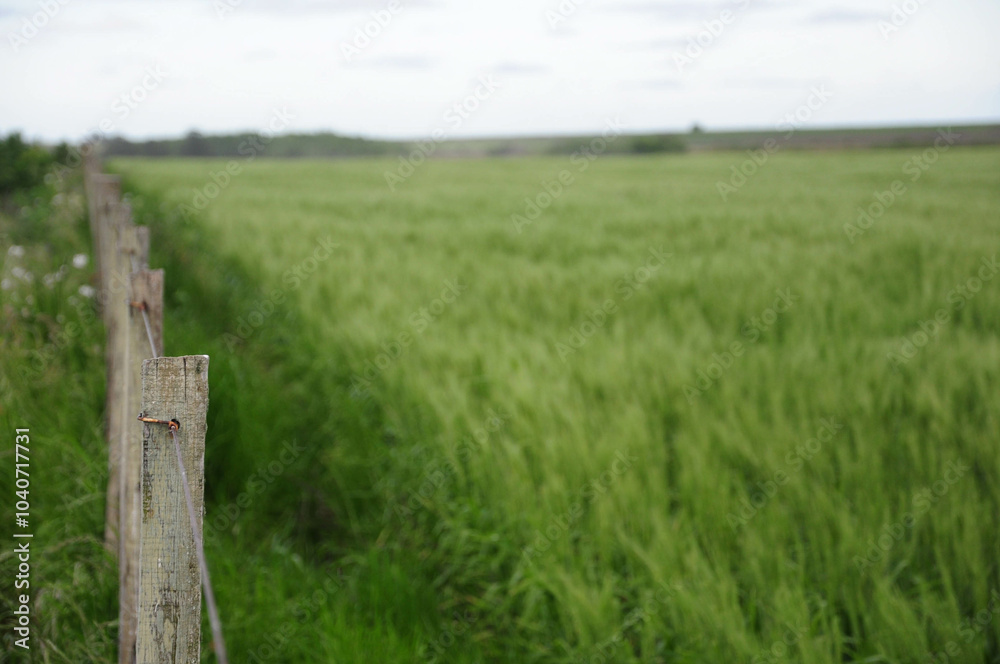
[90, 174, 122, 300]
[119, 266, 162, 664]
[94, 182, 126, 550]
[83, 154, 101, 264]
[137, 356, 209, 664]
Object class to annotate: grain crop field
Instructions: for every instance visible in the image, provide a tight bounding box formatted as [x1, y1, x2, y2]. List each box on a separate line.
[110, 147, 1000, 663]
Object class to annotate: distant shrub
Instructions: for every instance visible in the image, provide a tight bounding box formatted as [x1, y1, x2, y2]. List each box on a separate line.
[627, 134, 686, 154]
[488, 143, 517, 157]
[0, 133, 56, 195]
[545, 137, 590, 155]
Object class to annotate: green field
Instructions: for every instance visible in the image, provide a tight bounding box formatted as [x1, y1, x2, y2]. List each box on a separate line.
[3, 146, 999, 662]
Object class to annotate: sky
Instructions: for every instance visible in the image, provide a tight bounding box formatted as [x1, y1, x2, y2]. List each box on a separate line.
[1, 0, 998, 143]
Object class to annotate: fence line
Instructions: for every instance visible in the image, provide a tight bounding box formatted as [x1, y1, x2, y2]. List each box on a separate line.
[83, 156, 225, 664]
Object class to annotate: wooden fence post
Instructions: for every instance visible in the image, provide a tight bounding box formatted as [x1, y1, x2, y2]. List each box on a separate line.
[102, 199, 146, 548]
[95, 177, 124, 321]
[119, 267, 162, 664]
[137, 356, 209, 664]
[99, 191, 128, 551]
[90, 174, 121, 299]
[83, 155, 103, 275]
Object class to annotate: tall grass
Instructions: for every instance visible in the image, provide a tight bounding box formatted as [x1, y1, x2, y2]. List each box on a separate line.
[114, 147, 1000, 662]
[1, 176, 119, 661]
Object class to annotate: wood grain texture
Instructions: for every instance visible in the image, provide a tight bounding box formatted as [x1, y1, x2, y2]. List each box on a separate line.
[137, 356, 209, 664]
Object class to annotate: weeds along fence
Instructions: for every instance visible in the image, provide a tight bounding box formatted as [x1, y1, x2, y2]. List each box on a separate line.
[82, 157, 226, 664]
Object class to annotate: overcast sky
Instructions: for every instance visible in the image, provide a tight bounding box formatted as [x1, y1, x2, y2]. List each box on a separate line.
[2, 0, 998, 142]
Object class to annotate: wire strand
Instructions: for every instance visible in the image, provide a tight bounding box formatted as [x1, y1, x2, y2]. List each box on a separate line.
[127, 251, 158, 359]
[141, 307, 157, 358]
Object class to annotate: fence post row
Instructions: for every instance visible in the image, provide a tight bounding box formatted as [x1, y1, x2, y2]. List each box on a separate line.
[84, 158, 212, 664]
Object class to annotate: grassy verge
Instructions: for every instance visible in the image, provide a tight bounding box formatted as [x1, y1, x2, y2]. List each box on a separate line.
[1, 172, 118, 661]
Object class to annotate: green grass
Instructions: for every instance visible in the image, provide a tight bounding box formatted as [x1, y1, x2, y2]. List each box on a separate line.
[3, 145, 998, 662]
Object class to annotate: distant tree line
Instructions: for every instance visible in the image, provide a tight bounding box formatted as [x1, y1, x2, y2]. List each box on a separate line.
[99, 130, 689, 159]
[544, 133, 687, 156]
[102, 130, 401, 159]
